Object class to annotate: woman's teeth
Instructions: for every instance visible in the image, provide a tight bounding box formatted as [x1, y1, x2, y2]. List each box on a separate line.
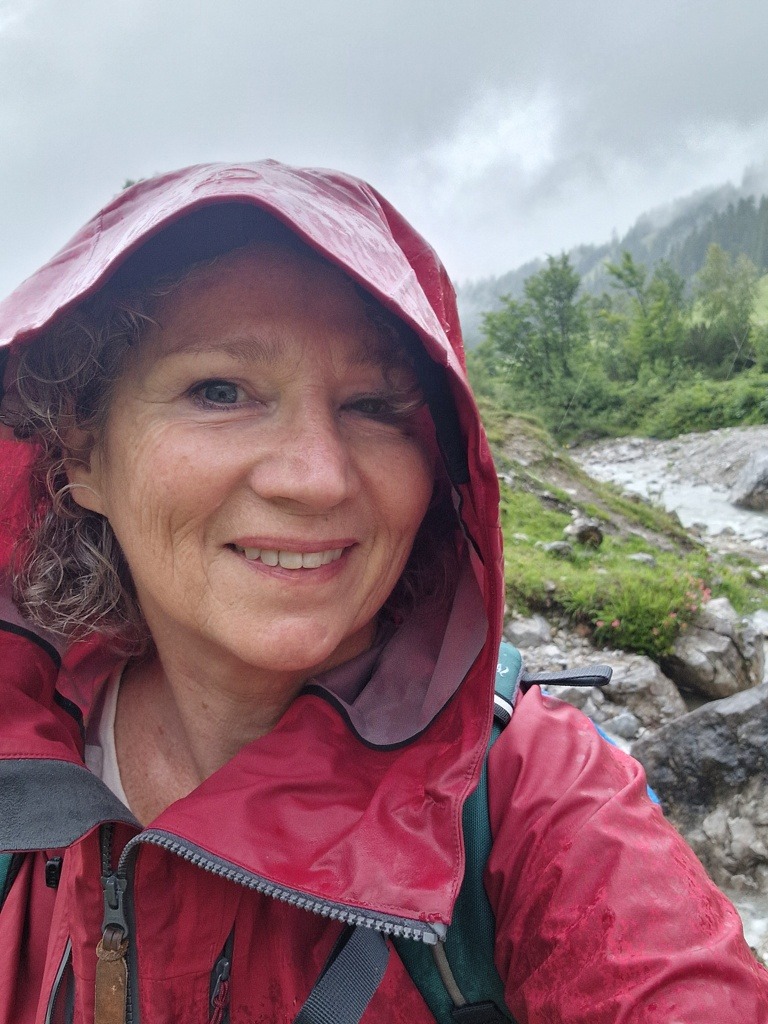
[234, 545, 344, 568]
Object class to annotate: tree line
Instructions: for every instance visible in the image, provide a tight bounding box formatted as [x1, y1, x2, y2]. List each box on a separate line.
[468, 243, 768, 440]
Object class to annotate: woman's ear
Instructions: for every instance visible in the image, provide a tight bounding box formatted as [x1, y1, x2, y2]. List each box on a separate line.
[64, 429, 106, 515]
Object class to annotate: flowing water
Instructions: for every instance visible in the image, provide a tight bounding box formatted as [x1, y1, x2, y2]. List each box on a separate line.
[573, 428, 768, 556]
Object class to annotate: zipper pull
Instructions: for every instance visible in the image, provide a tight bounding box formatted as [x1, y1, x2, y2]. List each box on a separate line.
[95, 873, 129, 1024]
[208, 954, 231, 1024]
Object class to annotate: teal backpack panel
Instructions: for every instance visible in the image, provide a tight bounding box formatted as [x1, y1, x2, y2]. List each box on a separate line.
[0, 853, 21, 911]
[0, 854, 10, 902]
[393, 642, 520, 1023]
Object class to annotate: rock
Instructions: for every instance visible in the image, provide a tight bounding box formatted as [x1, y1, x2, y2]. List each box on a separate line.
[536, 541, 573, 558]
[563, 515, 603, 547]
[603, 655, 687, 730]
[661, 598, 764, 699]
[603, 710, 641, 739]
[696, 596, 739, 637]
[504, 614, 551, 648]
[749, 606, 768, 679]
[731, 451, 768, 510]
[633, 684, 768, 890]
[534, 643, 568, 667]
[627, 552, 656, 566]
[748, 609, 768, 637]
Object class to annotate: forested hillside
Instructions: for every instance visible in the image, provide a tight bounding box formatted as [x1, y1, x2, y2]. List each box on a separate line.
[458, 169, 768, 345]
[468, 242, 768, 442]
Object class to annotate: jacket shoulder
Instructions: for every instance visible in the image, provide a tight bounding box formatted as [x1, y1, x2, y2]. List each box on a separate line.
[484, 686, 768, 1022]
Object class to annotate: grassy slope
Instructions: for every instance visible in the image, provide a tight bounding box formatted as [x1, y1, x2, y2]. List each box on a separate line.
[486, 405, 765, 659]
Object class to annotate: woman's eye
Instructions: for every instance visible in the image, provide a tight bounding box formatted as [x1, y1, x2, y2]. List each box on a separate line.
[191, 380, 243, 406]
[347, 391, 423, 424]
[349, 396, 393, 418]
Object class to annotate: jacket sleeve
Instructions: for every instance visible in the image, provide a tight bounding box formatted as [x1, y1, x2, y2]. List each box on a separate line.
[484, 686, 768, 1023]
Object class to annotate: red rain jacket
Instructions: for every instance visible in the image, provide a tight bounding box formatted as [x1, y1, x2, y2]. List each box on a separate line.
[0, 162, 766, 1023]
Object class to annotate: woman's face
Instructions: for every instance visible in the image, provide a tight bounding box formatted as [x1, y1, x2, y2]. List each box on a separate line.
[69, 246, 435, 680]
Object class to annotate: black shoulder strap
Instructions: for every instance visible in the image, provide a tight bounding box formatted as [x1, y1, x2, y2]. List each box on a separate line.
[293, 925, 390, 1024]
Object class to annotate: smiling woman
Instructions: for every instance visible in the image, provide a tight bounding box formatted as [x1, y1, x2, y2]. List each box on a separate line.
[0, 162, 765, 1024]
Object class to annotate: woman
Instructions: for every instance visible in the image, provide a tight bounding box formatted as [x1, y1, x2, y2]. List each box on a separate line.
[0, 161, 765, 1024]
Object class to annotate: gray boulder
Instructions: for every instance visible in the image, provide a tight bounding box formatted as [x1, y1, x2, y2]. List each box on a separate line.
[627, 552, 656, 567]
[603, 655, 687, 731]
[661, 597, 764, 699]
[731, 452, 768, 510]
[504, 614, 552, 648]
[747, 610, 768, 685]
[633, 684, 768, 890]
[545, 655, 684, 741]
[536, 541, 573, 558]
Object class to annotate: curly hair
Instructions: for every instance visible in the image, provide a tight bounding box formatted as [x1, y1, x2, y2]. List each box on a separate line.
[4, 234, 458, 653]
[6, 290, 155, 651]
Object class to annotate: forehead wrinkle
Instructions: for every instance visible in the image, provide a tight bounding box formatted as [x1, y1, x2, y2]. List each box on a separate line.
[156, 331, 283, 365]
[159, 325, 402, 377]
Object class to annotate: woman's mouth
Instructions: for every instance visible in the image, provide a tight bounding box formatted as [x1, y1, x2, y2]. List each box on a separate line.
[231, 544, 345, 569]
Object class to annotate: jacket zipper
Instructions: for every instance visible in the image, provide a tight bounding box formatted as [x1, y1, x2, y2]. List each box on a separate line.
[97, 825, 136, 1024]
[116, 828, 445, 945]
[208, 929, 234, 1024]
[93, 823, 443, 1024]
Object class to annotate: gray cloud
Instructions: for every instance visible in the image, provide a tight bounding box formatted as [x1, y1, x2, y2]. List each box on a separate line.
[2, 0, 768, 295]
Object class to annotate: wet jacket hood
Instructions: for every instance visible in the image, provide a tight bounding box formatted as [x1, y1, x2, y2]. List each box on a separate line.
[0, 160, 504, 933]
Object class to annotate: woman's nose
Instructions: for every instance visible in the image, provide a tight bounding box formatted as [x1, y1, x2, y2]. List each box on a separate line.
[248, 406, 356, 511]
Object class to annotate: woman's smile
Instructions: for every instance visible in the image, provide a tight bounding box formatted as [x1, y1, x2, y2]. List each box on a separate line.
[228, 540, 353, 578]
[231, 542, 348, 569]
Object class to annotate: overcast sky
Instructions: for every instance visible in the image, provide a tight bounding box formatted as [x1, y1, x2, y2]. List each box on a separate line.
[2, 0, 768, 297]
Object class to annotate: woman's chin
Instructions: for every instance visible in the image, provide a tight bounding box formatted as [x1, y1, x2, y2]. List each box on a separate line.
[225, 619, 377, 681]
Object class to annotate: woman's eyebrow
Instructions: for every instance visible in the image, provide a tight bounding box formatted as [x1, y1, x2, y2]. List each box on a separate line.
[161, 331, 398, 373]
[159, 333, 283, 364]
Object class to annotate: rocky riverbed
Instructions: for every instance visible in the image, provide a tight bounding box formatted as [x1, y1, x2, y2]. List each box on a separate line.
[507, 425, 768, 966]
[573, 424, 768, 560]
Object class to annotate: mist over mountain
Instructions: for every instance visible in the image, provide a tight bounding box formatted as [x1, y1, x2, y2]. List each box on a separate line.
[458, 162, 768, 346]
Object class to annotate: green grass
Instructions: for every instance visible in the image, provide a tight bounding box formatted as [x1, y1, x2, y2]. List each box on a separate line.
[499, 483, 764, 659]
[638, 372, 768, 438]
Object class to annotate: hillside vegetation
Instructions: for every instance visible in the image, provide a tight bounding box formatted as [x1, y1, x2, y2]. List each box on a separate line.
[484, 407, 765, 659]
[468, 243, 768, 442]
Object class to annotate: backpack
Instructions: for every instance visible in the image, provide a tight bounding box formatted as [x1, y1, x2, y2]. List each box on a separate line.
[393, 642, 613, 1024]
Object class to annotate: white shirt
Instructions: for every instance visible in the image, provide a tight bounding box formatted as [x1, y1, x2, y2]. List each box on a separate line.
[84, 666, 132, 811]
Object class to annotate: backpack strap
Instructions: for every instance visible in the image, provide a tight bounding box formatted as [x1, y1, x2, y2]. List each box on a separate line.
[293, 925, 390, 1024]
[0, 855, 11, 904]
[394, 642, 522, 1023]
